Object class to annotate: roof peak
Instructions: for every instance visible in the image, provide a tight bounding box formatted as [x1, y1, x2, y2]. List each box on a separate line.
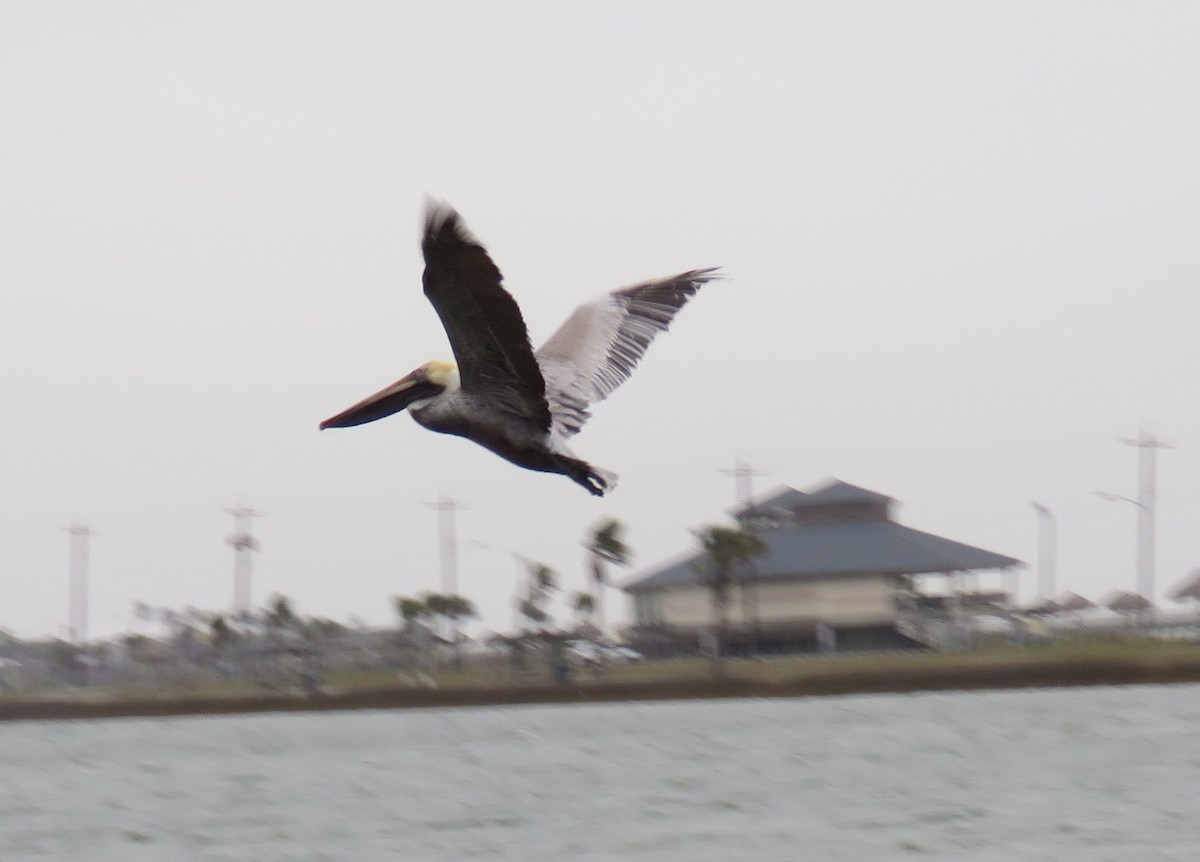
[735, 478, 893, 518]
[802, 479, 893, 505]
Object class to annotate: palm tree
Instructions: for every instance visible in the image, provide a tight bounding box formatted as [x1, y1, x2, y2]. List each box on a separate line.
[422, 592, 451, 638]
[209, 614, 238, 650]
[442, 593, 474, 668]
[532, 562, 558, 596]
[441, 594, 478, 642]
[518, 596, 549, 629]
[516, 562, 558, 633]
[393, 596, 428, 631]
[419, 592, 477, 667]
[587, 518, 631, 633]
[264, 594, 299, 632]
[259, 594, 303, 680]
[392, 594, 431, 669]
[693, 525, 767, 675]
[571, 591, 596, 634]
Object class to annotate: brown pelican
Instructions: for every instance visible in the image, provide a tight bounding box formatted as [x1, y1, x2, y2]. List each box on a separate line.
[320, 202, 717, 496]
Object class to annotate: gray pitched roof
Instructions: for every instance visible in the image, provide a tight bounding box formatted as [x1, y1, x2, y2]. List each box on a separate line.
[625, 520, 1020, 593]
[734, 486, 810, 518]
[735, 479, 891, 518]
[789, 479, 892, 508]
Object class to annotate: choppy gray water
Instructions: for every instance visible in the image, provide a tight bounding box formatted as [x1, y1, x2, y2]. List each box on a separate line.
[1, 685, 1198, 861]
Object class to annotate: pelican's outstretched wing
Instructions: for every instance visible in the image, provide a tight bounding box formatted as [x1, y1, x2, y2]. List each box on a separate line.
[536, 268, 719, 438]
[421, 202, 552, 432]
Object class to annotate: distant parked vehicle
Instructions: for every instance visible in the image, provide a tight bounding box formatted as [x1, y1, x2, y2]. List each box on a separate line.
[565, 640, 643, 666]
[604, 646, 643, 664]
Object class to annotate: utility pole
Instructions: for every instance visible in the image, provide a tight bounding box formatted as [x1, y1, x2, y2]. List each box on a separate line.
[425, 496, 464, 597]
[1030, 502, 1056, 601]
[64, 523, 95, 644]
[425, 496, 466, 649]
[1118, 430, 1173, 606]
[720, 459, 766, 511]
[719, 459, 767, 655]
[225, 504, 263, 619]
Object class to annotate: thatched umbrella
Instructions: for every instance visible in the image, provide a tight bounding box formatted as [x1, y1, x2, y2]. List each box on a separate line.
[1103, 590, 1153, 613]
[1025, 597, 1062, 615]
[1055, 592, 1095, 612]
[1167, 568, 1200, 603]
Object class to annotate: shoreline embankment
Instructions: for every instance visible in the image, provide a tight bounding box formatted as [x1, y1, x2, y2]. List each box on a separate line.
[4, 649, 1200, 723]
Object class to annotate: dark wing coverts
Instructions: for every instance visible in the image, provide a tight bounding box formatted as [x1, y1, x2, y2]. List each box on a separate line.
[421, 203, 552, 432]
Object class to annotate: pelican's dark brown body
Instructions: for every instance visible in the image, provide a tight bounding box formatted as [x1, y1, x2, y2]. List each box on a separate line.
[410, 387, 612, 495]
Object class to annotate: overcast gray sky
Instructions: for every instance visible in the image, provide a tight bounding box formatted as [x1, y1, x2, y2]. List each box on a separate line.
[3, 1, 1199, 640]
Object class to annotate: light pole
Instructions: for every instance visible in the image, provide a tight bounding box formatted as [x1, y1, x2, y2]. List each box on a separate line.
[1030, 502, 1056, 602]
[720, 459, 767, 654]
[1118, 430, 1173, 607]
[64, 523, 96, 644]
[224, 504, 263, 618]
[1095, 491, 1153, 608]
[424, 499, 485, 654]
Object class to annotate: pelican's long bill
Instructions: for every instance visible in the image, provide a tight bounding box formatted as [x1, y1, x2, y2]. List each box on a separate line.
[319, 369, 444, 430]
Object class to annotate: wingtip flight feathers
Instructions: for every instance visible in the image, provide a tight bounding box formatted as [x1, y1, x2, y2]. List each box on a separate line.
[422, 198, 487, 254]
[422, 197, 460, 238]
[676, 267, 724, 290]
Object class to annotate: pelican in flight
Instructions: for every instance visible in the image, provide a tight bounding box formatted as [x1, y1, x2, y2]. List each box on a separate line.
[320, 202, 717, 496]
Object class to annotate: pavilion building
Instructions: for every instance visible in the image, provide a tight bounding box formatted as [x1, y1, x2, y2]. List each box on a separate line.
[623, 479, 1021, 653]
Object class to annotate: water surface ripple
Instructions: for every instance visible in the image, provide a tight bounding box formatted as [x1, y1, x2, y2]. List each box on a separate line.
[1, 684, 1198, 860]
